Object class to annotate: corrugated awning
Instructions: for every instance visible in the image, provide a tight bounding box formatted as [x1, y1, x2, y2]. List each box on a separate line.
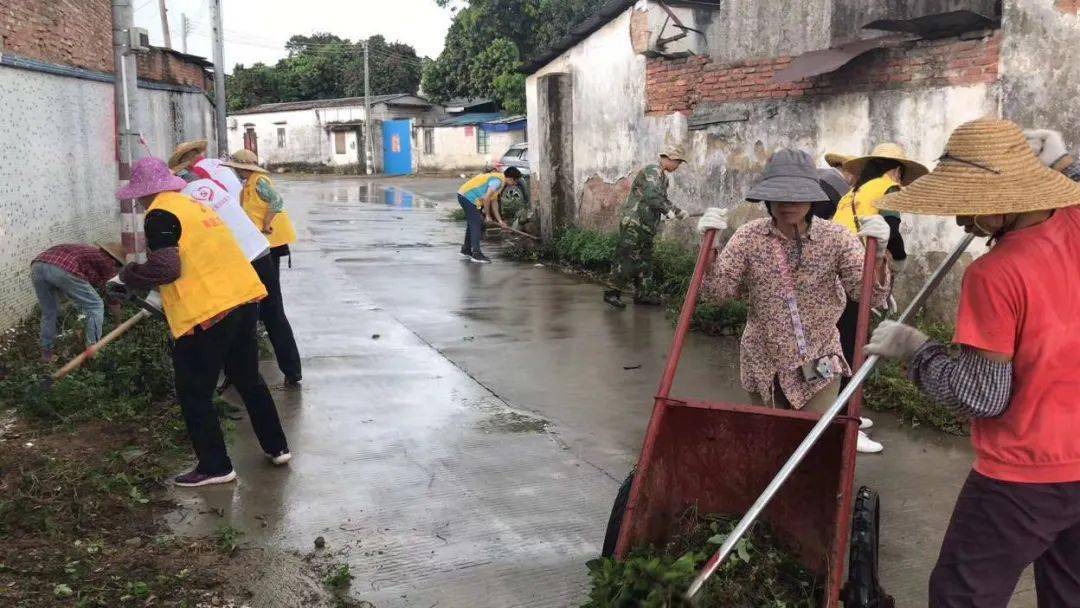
[772, 33, 915, 84]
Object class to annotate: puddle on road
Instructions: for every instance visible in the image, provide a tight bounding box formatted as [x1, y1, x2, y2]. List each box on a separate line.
[311, 183, 438, 208]
[476, 411, 551, 434]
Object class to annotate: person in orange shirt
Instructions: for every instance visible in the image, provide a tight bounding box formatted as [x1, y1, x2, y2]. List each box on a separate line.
[112, 157, 290, 488]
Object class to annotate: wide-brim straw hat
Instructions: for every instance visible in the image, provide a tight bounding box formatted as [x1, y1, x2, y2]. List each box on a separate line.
[117, 157, 188, 200]
[746, 149, 831, 203]
[97, 241, 126, 265]
[881, 118, 1080, 216]
[221, 149, 268, 174]
[661, 143, 688, 163]
[842, 142, 929, 185]
[168, 139, 208, 172]
[824, 152, 853, 169]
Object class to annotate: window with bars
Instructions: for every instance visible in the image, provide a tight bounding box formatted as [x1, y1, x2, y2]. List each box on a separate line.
[277, 127, 286, 148]
[423, 128, 435, 155]
[476, 128, 489, 154]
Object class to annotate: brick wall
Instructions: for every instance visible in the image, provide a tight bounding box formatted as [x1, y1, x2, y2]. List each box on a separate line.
[646, 31, 1002, 115]
[1056, 0, 1080, 14]
[0, 0, 113, 72]
[136, 50, 210, 90]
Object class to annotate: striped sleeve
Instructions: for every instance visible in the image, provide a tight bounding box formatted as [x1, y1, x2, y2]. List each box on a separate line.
[908, 342, 1013, 418]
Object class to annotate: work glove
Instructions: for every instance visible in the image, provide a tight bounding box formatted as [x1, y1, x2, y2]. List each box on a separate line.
[106, 275, 130, 301]
[663, 208, 687, 221]
[696, 207, 729, 233]
[135, 290, 165, 319]
[865, 320, 928, 360]
[856, 215, 890, 258]
[1023, 128, 1071, 169]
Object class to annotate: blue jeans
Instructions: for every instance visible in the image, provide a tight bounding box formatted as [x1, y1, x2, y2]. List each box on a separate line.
[458, 194, 484, 255]
[31, 262, 104, 350]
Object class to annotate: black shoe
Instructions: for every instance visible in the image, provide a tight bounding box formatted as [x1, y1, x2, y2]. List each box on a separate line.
[459, 247, 472, 259]
[603, 290, 626, 309]
[284, 376, 302, 389]
[470, 253, 492, 264]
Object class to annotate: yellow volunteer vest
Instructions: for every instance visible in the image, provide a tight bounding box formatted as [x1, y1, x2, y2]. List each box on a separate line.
[833, 176, 899, 234]
[457, 172, 505, 208]
[148, 192, 268, 338]
[241, 174, 297, 248]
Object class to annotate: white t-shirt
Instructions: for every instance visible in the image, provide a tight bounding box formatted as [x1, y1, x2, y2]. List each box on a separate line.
[181, 170, 269, 262]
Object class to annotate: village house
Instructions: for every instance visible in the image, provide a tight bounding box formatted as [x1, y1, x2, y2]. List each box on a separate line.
[524, 0, 1080, 318]
[227, 94, 446, 175]
[416, 98, 528, 174]
[0, 0, 218, 328]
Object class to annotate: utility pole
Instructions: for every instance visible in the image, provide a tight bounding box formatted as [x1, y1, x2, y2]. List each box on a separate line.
[364, 39, 374, 175]
[112, 0, 142, 260]
[181, 13, 191, 53]
[209, 0, 228, 157]
[158, 0, 172, 49]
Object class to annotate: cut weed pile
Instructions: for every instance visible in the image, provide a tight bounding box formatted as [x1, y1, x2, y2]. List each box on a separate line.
[0, 305, 344, 606]
[503, 228, 747, 335]
[583, 509, 819, 608]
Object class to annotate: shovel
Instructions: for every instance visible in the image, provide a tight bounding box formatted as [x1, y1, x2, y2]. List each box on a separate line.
[686, 232, 977, 600]
[40, 309, 152, 391]
[486, 222, 540, 241]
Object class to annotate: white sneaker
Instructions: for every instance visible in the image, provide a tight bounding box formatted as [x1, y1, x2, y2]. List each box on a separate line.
[266, 450, 292, 465]
[860, 417, 874, 430]
[857, 431, 883, 454]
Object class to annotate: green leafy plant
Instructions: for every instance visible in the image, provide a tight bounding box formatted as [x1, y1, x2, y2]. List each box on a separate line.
[214, 523, 244, 555]
[323, 564, 354, 589]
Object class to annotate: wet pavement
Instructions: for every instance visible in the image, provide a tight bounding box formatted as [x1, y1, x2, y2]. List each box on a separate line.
[168, 176, 1034, 607]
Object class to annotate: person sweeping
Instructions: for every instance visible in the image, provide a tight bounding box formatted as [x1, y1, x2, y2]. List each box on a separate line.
[111, 157, 290, 487]
[222, 149, 303, 387]
[866, 118, 1080, 607]
[455, 167, 522, 264]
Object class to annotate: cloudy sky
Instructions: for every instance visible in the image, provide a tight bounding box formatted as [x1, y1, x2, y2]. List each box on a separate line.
[133, 0, 453, 71]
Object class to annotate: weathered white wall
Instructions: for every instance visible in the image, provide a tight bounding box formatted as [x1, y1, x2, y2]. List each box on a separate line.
[228, 108, 330, 165]
[0, 66, 214, 328]
[417, 127, 524, 172]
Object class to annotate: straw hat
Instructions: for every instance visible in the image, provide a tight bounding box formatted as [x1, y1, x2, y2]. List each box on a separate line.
[168, 139, 208, 173]
[823, 152, 853, 169]
[881, 118, 1080, 216]
[661, 143, 688, 163]
[116, 157, 188, 200]
[221, 149, 268, 174]
[97, 241, 126, 265]
[842, 142, 929, 185]
[745, 149, 831, 203]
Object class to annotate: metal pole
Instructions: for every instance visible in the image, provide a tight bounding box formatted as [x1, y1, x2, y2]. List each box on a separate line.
[181, 13, 190, 54]
[209, 0, 228, 157]
[686, 232, 977, 600]
[364, 39, 374, 175]
[113, 0, 141, 260]
[158, 0, 172, 49]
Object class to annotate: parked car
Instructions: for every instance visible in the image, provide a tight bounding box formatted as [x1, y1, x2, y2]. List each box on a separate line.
[494, 142, 529, 176]
[493, 142, 531, 228]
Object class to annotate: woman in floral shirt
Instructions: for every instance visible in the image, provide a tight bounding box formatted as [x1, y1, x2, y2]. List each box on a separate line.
[697, 149, 891, 418]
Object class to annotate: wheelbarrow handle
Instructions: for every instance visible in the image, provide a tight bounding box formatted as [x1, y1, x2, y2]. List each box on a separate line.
[686, 232, 976, 600]
[657, 228, 717, 399]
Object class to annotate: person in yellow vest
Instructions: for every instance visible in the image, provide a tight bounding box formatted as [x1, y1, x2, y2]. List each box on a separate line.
[456, 167, 522, 264]
[222, 150, 303, 387]
[111, 157, 290, 488]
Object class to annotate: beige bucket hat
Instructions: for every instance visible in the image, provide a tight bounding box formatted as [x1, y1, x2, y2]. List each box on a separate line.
[823, 152, 853, 168]
[168, 139, 209, 173]
[842, 142, 929, 185]
[661, 143, 688, 163]
[96, 241, 126, 265]
[881, 118, 1080, 216]
[221, 149, 269, 174]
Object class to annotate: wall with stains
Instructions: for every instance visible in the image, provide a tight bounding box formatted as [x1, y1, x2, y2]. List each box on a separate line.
[0, 65, 215, 329]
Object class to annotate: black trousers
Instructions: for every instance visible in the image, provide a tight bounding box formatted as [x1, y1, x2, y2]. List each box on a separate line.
[252, 249, 302, 380]
[172, 303, 288, 475]
[837, 297, 860, 390]
[458, 194, 484, 255]
[930, 470, 1080, 607]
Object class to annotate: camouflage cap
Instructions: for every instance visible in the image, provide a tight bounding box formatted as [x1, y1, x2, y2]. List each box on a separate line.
[661, 144, 688, 163]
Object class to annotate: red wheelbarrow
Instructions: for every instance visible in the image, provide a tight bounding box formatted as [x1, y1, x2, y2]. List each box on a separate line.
[601, 229, 905, 607]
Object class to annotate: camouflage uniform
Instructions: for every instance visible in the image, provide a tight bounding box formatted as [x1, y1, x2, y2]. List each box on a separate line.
[611, 164, 683, 297]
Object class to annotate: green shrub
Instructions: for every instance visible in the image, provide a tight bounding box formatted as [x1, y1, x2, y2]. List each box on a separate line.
[446, 207, 467, 222]
[553, 228, 620, 273]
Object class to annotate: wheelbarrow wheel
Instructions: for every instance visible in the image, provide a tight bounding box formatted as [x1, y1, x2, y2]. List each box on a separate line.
[843, 486, 894, 608]
[601, 472, 634, 557]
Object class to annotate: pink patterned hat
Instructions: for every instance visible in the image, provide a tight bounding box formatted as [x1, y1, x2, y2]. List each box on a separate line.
[116, 156, 188, 200]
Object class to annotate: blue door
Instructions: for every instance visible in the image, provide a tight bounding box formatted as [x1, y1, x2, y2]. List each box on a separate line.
[382, 120, 413, 176]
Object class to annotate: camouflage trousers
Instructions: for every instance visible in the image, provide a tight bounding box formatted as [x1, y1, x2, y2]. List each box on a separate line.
[611, 227, 656, 296]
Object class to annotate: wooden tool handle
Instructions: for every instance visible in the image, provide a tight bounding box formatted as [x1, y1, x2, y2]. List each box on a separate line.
[51, 309, 152, 380]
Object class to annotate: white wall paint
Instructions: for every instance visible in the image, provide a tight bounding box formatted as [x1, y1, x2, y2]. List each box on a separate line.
[417, 127, 524, 172]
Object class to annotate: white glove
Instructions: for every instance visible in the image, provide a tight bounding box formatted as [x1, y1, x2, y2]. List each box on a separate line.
[696, 207, 729, 233]
[865, 320, 928, 360]
[106, 275, 129, 300]
[144, 290, 163, 312]
[857, 215, 890, 258]
[1023, 128, 1070, 168]
[674, 208, 688, 220]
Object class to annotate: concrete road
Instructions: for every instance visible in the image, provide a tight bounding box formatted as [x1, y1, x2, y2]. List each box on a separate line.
[169, 176, 1034, 607]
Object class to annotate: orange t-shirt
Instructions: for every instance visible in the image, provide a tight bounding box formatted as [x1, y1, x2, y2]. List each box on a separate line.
[953, 205, 1080, 483]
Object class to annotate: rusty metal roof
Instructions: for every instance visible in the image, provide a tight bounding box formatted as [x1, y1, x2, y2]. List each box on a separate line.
[864, 9, 999, 40]
[772, 33, 915, 84]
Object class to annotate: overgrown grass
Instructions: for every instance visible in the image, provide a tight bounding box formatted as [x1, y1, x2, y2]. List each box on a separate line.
[446, 207, 467, 222]
[504, 228, 747, 335]
[864, 318, 967, 435]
